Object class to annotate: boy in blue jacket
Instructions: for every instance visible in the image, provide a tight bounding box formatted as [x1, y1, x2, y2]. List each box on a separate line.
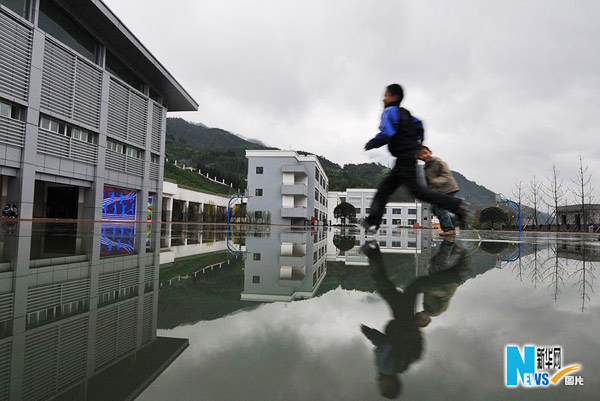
[362, 84, 470, 232]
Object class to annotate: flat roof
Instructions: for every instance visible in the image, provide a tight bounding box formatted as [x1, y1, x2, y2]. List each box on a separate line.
[61, 0, 198, 111]
[246, 150, 328, 182]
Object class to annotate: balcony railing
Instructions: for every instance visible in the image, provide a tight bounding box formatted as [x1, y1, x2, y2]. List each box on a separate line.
[281, 206, 308, 219]
[281, 184, 307, 196]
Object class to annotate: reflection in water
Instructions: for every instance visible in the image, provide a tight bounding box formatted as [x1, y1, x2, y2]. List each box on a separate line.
[359, 240, 476, 399]
[0, 221, 187, 401]
[144, 228, 599, 401]
[242, 229, 327, 302]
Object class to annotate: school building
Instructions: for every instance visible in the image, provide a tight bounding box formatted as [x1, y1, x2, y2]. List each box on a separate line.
[327, 188, 431, 228]
[245, 150, 329, 226]
[0, 0, 197, 222]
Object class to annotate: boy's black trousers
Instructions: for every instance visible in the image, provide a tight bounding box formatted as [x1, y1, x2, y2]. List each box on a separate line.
[366, 155, 462, 227]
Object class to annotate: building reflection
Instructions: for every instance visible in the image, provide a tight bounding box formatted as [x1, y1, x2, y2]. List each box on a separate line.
[0, 221, 187, 401]
[241, 228, 327, 302]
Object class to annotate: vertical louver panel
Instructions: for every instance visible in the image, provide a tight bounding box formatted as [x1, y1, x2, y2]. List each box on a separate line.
[23, 326, 59, 401]
[128, 91, 147, 147]
[144, 265, 155, 283]
[105, 149, 127, 172]
[0, 115, 26, 148]
[141, 293, 153, 345]
[94, 307, 118, 369]
[0, 9, 32, 101]
[116, 299, 137, 354]
[37, 128, 98, 165]
[0, 341, 11, 400]
[126, 156, 145, 177]
[150, 103, 163, 153]
[73, 59, 103, 128]
[26, 278, 90, 313]
[37, 128, 71, 159]
[41, 39, 102, 129]
[41, 40, 75, 117]
[23, 316, 88, 401]
[0, 293, 13, 322]
[94, 298, 138, 370]
[149, 163, 160, 181]
[107, 79, 129, 141]
[57, 317, 88, 388]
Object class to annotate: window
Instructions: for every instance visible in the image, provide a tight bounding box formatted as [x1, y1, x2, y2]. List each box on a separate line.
[105, 49, 145, 92]
[254, 211, 262, 219]
[1, 0, 30, 18]
[71, 127, 88, 142]
[255, 188, 263, 196]
[0, 101, 11, 118]
[126, 146, 140, 158]
[252, 276, 260, 284]
[392, 219, 401, 225]
[149, 87, 161, 103]
[253, 253, 261, 261]
[256, 166, 263, 174]
[392, 208, 401, 214]
[315, 191, 319, 201]
[107, 139, 123, 153]
[38, 0, 99, 63]
[379, 241, 386, 247]
[408, 208, 417, 215]
[382, 219, 387, 225]
[151, 153, 160, 164]
[392, 241, 401, 247]
[356, 208, 361, 214]
[366, 208, 371, 214]
[340, 197, 346, 203]
[40, 116, 59, 133]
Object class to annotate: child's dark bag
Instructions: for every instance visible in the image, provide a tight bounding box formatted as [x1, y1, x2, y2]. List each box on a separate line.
[388, 107, 424, 157]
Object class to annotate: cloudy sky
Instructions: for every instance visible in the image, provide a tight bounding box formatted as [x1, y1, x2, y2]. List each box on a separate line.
[104, 0, 600, 202]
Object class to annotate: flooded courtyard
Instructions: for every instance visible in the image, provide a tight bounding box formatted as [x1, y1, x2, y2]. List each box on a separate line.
[0, 223, 598, 400]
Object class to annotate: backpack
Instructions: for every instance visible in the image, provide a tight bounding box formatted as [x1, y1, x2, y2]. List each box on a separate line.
[388, 107, 425, 156]
[413, 117, 424, 144]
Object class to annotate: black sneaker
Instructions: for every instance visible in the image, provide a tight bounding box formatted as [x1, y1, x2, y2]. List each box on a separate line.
[360, 240, 379, 256]
[455, 200, 473, 229]
[358, 218, 379, 234]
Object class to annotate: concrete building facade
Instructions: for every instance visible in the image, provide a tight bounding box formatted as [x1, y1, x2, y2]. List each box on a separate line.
[557, 204, 600, 231]
[242, 229, 327, 302]
[0, 0, 197, 222]
[246, 150, 328, 226]
[328, 188, 431, 228]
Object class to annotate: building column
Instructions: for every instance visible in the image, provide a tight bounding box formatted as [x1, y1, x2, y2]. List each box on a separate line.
[10, 28, 46, 219]
[162, 197, 173, 222]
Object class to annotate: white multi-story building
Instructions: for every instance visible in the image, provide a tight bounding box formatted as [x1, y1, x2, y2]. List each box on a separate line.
[328, 188, 431, 228]
[246, 150, 328, 226]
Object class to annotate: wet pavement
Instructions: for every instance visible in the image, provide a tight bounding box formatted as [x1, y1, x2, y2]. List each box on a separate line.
[0, 222, 598, 400]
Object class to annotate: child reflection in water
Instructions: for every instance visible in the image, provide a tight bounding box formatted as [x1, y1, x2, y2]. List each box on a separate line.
[360, 240, 471, 399]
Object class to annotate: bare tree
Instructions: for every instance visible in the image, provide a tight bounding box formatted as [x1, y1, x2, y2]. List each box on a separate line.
[511, 181, 523, 228]
[570, 155, 594, 230]
[542, 164, 566, 229]
[527, 176, 543, 228]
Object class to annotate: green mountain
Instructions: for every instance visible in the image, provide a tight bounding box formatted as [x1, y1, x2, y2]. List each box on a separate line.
[164, 118, 498, 207]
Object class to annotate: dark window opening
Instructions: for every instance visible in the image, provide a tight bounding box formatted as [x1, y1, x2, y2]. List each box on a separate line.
[38, 0, 99, 63]
[106, 49, 145, 92]
[1, 0, 30, 19]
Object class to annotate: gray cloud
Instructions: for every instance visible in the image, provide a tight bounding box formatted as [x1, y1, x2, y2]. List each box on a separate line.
[104, 0, 600, 201]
